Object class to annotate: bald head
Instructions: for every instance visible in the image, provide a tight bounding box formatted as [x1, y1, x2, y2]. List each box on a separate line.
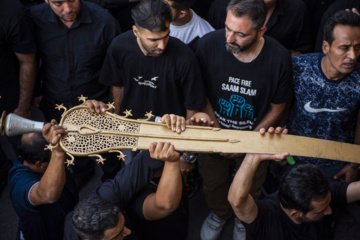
[18, 132, 50, 164]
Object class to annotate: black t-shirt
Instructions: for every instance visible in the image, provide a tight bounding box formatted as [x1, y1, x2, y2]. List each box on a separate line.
[244, 182, 348, 240]
[100, 31, 207, 119]
[0, 0, 36, 113]
[196, 30, 293, 130]
[125, 181, 188, 240]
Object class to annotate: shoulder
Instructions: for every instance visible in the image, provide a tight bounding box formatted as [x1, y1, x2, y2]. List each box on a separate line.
[83, 1, 116, 24]
[197, 29, 224, 50]
[263, 36, 291, 62]
[30, 3, 50, 18]
[281, 0, 308, 12]
[110, 31, 135, 49]
[292, 53, 322, 68]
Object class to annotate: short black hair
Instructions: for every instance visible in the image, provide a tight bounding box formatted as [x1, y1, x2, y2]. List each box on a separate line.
[278, 164, 330, 214]
[72, 196, 122, 240]
[226, 0, 267, 31]
[323, 10, 360, 46]
[18, 132, 50, 164]
[132, 0, 172, 31]
[168, 0, 196, 10]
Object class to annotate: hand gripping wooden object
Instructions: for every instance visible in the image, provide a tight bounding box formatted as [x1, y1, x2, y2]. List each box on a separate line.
[53, 101, 360, 166]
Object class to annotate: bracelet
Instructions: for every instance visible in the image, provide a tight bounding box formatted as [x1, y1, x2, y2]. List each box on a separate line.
[348, 163, 360, 171]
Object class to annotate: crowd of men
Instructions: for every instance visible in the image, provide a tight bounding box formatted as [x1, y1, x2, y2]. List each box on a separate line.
[1, 0, 360, 239]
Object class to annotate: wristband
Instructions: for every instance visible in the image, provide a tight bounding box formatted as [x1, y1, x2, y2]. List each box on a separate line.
[181, 153, 198, 164]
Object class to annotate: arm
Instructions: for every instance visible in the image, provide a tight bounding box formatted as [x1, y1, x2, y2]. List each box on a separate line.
[112, 86, 124, 114]
[29, 120, 68, 205]
[228, 127, 289, 223]
[334, 109, 360, 182]
[142, 142, 182, 220]
[13, 52, 36, 119]
[253, 102, 287, 131]
[347, 181, 360, 203]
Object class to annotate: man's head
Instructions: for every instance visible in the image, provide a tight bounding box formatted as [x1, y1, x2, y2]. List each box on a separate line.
[18, 132, 50, 173]
[163, 0, 196, 23]
[279, 164, 332, 224]
[225, 0, 267, 54]
[44, 0, 81, 27]
[72, 196, 131, 240]
[322, 10, 360, 78]
[132, 0, 172, 57]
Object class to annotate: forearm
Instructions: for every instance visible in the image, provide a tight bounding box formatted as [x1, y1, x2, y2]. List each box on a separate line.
[112, 86, 124, 115]
[155, 161, 182, 211]
[34, 150, 66, 204]
[347, 181, 360, 203]
[229, 154, 261, 207]
[201, 100, 221, 127]
[186, 109, 199, 120]
[254, 103, 286, 131]
[16, 53, 36, 114]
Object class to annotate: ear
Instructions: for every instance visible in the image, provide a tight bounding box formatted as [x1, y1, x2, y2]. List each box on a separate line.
[322, 40, 330, 54]
[258, 26, 267, 38]
[133, 25, 139, 38]
[44, 0, 49, 4]
[178, 10, 188, 19]
[36, 161, 48, 170]
[289, 209, 300, 219]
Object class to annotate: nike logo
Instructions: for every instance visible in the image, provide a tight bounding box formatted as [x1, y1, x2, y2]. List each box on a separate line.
[304, 101, 347, 113]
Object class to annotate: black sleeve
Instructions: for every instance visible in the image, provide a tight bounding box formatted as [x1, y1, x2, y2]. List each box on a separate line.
[272, 52, 293, 104]
[330, 182, 349, 209]
[11, 9, 37, 54]
[90, 151, 164, 209]
[99, 37, 124, 87]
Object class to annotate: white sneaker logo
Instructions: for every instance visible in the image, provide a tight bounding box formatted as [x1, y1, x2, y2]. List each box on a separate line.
[304, 101, 347, 113]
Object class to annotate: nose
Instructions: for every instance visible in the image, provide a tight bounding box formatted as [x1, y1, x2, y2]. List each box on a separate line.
[348, 48, 356, 60]
[226, 31, 235, 43]
[158, 39, 166, 50]
[324, 205, 332, 216]
[63, 3, 71, 13]
[123, 226, 131, 237]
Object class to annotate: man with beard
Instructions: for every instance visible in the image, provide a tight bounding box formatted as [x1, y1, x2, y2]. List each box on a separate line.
[196, 0, 293, 239]
[99, 0, 207, 120]
[228, 127, 360, 240]
[286, 10, 360, 183]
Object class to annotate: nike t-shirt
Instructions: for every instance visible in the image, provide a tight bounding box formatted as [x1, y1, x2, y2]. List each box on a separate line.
[288, 53, 360, 166]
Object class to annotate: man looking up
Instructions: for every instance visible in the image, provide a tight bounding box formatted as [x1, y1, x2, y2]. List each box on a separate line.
[196, 0, 293, 239]
[100, 0, 207, 120]
[229, 127, 360, 240]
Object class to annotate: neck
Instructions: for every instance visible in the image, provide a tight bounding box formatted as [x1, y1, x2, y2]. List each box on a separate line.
[321, 56, 346, 80]
[23, 160, 42, 174]
[233, 37, 264, 63]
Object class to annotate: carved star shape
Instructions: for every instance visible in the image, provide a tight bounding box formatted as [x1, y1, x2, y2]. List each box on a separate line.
[106, 102, 115, 110]
[117, 151, 127, 161]
[144, 111, 154, 120]
[96, 158, 106, 165]
[44, 144, 57, 151]
[55, 104, 65, 111]
[78, 95, 88, 103]
[65, 159, 75, 166]
[123, 109, 133, 118]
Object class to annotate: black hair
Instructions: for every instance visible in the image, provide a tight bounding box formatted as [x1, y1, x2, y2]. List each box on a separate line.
[278, 164, 330, 214]
[72, 196, 122, 240]
[323, 10, 360, 46]
[132, 0, 172, 31]
[168, 0, 196, 10]
[226, 0, 267, 31]
[18, 132, 50, 164]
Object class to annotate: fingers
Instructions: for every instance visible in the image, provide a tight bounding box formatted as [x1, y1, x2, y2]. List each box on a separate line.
[161, 114, 185, 133]
[149, 142, 180, 162]
[84, 100, 107, 113]
[259, 127, 288, 135]
[42, 119, 68, 145]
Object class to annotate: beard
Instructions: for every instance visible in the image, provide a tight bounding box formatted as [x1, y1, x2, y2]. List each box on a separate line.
[225, 35, 257, 54]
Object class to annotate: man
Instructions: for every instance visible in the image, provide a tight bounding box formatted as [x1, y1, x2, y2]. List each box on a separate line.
[207, 0, 313, 56]
[287, 10, 360, 182]
[8, 120, 78, 240]
[196, 0, 293, 239]
[314, 1, 360, 52]
[228, 127, 360, 240]
[164, 0, 214, 51]
[0, 0, 37, 191]
[30, 0, 120, 122]
[64, 100, 190, 240]
[100, 0, 207, 120]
